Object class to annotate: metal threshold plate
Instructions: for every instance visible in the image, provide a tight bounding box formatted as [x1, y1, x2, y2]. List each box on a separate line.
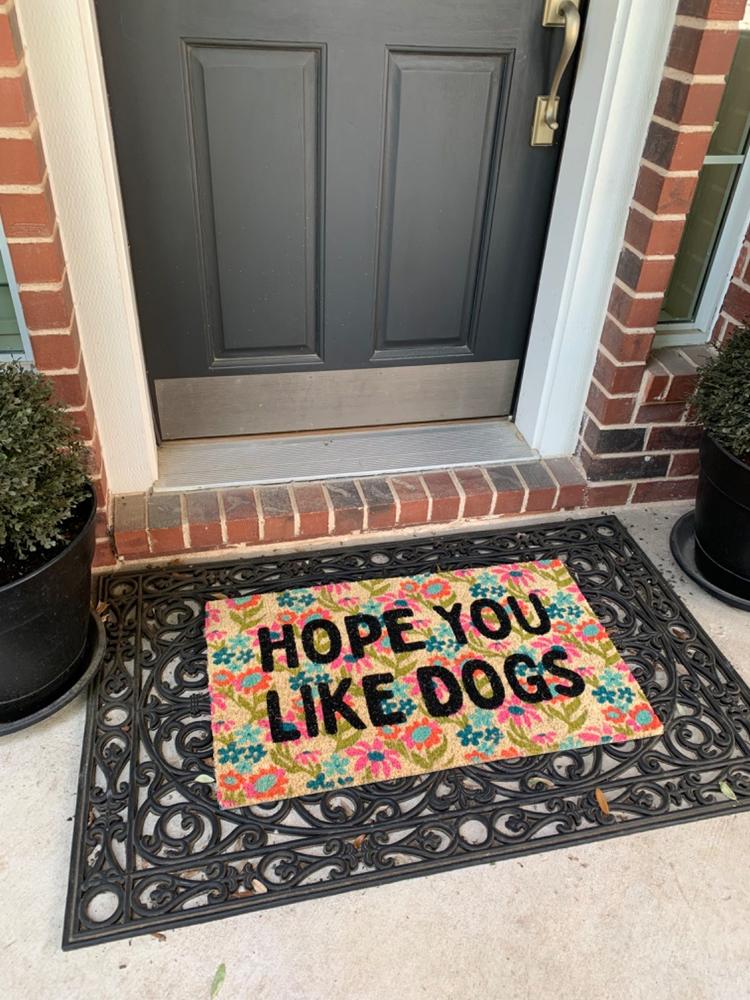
[155, 418, 534, 491]
[155, 360, 518, 439]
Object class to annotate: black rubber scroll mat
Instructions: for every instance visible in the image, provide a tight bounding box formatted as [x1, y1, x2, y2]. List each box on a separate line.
[64, 515, 750, 947]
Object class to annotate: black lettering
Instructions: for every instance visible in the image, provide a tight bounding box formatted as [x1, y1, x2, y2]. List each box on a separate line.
[432, 603, 468, 645]
[542, 646, 585, 698]
[417, 665, 464, 718]
[382, 608, 426, 654]
[258, 624, 299, 673]
[503, 653, 553, 703]
[344, 613, 383, 659]
[507, 593, 552, 635]
[469, 599, 512, 640]
[299, 683, 319, 737]
[301, 618, 342, 664]
[362, 671, 406, 727]
[318, 678, 367, 735]
[461, 658, 506, 709]
[266, 690, 301, 743]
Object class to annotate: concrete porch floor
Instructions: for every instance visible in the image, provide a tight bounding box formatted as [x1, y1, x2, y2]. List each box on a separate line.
[1, 501, 749, 1000]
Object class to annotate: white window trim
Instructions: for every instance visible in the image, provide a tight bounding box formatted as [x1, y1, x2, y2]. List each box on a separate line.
[654, 148, 750, 348]
[16, 0, 676, 488]
[0, 216, 33, 363]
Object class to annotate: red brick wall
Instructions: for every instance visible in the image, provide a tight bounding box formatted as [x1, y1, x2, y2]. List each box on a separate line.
[0, 0, 114, 566]
[712, 221, 750, 344]
[579, 0, 745, 503]
[4, 0, 750, 571]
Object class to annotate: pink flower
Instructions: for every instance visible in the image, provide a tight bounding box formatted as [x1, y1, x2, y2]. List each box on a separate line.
[533, 731, 556, 746]
[496, 702, 542, 728]
[205, 629, 227, 642]
[346, 739, 402, 779]
[495, 564, 540, 590]
[580, 725, 614, 742]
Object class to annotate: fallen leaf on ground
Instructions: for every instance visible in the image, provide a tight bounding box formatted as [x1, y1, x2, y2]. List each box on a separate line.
[250, 879, 267, 894]
[210, 962, 226, 999]
[528, 777, 554, 790]
[151, 932, 166, 942]
[352, 834, 366, 849]
[595, 787, 610, 815]
[193, 774, 214, 784]
[719, 780, 737, 801]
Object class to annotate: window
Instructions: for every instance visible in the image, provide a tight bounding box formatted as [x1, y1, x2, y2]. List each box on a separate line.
[656, 9, 750, 347]
[0, 218, 32, 361]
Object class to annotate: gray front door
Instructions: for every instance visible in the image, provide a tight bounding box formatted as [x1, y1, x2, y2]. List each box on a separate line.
[96, 1, 578, 440]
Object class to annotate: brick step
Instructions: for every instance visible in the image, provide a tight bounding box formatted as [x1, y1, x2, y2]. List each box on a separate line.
[111, 459, 590, 562]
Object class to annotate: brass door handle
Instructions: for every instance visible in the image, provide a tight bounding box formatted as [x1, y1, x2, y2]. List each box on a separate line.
[531, 0, 581, 147]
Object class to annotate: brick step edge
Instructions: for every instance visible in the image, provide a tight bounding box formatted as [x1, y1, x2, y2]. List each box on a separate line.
[103, 459, 697, 565]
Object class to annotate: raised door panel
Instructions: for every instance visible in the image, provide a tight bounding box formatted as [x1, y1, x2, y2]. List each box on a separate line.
[186, 43, 324, 368]
[373, 50, 509, 361]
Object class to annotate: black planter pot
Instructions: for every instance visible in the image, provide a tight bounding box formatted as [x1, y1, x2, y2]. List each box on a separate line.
[0, 486, 97, 725]
[693, 433, 750, 602]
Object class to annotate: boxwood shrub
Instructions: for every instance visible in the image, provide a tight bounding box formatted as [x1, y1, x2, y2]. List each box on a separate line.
[0, 362, 89, 564]
[692, 328, 750, 462]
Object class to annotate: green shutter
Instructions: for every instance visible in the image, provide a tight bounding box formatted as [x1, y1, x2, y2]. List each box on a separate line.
[0, 251, 24, 354]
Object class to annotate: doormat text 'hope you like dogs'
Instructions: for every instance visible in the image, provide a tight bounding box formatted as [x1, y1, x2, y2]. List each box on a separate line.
[205, 560, 662, 808]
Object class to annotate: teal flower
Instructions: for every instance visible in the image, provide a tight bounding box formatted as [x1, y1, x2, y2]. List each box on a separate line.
[614, 686, 635, 707]
[306, 772, 335, 791]
[470, 708, 498, 729]
[230, 647, 253, 666]
[322, 752, 349, 778]
[592, 685, 615, 705]
[235, 744, 266, 773]
[278, 589, 315, 610]
[217, 741, 243, 765]
[236, 722, 263, 745]
[457, 724, 482, 747]
[600, 667, 625, 688]
[243, 744, 266, 764]
[482, 726, 502, 746]
[397, 697, 417, 716]
[289, 671, 313, 691]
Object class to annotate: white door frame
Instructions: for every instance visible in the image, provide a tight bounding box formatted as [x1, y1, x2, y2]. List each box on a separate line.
[16, 0, 676, 494]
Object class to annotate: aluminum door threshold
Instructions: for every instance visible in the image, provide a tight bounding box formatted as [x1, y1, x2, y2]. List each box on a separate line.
[155, 418, 535, 492]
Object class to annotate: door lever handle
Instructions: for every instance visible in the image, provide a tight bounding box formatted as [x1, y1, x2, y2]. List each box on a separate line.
[531, 0, 581, 147]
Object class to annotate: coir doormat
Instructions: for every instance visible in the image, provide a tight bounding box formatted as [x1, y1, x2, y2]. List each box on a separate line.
[205, 560, 661, 808]
[64, 516, 750, 948]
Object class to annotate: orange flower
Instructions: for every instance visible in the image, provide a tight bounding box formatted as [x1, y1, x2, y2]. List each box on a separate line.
[243, 767, 288, 801]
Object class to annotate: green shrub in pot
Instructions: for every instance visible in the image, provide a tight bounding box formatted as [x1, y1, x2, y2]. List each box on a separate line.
[690, 328, 750, 603]
[0, 361, 89, 573]
[0, 362, 97, 727]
